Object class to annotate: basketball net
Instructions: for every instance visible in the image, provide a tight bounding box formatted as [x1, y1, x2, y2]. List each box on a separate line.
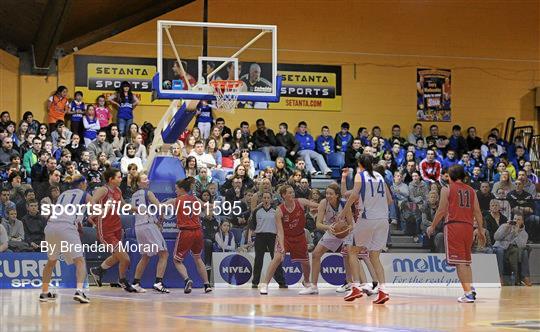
[210, 80, 243, 113]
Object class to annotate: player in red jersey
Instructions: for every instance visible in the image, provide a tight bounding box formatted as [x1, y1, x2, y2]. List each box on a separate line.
[259, 185, 319, 295]
[166, 177, 212, 294]
[427, 164, 486, 303]
[90, 168, 137, 292]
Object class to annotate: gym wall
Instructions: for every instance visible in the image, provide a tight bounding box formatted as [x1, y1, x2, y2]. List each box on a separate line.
[13, 0, 540, 137]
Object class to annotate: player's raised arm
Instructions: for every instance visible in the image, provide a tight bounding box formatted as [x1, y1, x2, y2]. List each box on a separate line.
[427, 185, 449, 237]
[297, 198, 319, 210]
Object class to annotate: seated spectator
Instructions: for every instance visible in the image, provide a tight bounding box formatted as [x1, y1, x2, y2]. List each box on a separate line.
[335, 122, 354, 152]
[407, 123, 425, 146]
[232, 150, 255, 178]
[252, 119, 286, 160]
[109, 124, 124, 159]
[209, 126, 224, 149]
[493, 212, 529, 285]
[391, 142, 405, 167]
[523, 161, 538, 184]
[414, 138, 427, 161]
[484, 199, 508, 243]
[183, 135, 197, 156]
[442, 149, 459, 170]
[21, 200, 45, 251]
[315, 126, 335, 158]
[448, 125, 468, 157]
[471, 148, 484, 168]
[23, 137, 41, 172]
[500, 155, 517, 180]
[419, 150, 442, 183]
[2, 205, 27, 251]
[510, 146, 528, 171]
[189, 140, 216, 171]
[401, 160, 417, 185]
[66, 134, 84, 163]
[62, 161, 80, 182]
[215, 117, 232, 141]
[86, 160, 104, 192]
[517, 170, 536, 196]
[214, 221, 236, 252]
[294, 178, 311, 199]
[239, 121, 253, 149]
[78, 151, 91, 176]
[0, 136, 20, 168]
[466, 126, 483, 151]
[123, 133, 147, 165]
[272, 123, 297, 162]
[0, 187, 15, 219]
[194, 167, 213, 197]
[356, 127, 370, 146]
[382, 150, 397, 173]
[295, 121, 332, 176]
[184, 156, 198, 178]
[492, 170, 515, 196]
[0, 222, 8, 252]
[16, 189, 34, 218]
[206, 138, 222, 168]
[88, 130, 116, 165]
[219, 141, 235, 169]
[224, 176, 245, 204]
[51, 120, 72, 148]
[458, 152, 474, 176]
[481, 134, 504, 161]
[390, 171, 409, 225]
[476, 182, 495, 213]
[472, 221, 492, 254]
[272, 157, 290, 185]
[221, 165, 254, 195]
[388, 124, 406, 146]
[119, 165, 138, 202]
[426, 124, 449, 151]
[469, 166, 484, 189]
[120, 143, 143, 175]
[482, 156, 497, 183]
[9, 171, 31, 205]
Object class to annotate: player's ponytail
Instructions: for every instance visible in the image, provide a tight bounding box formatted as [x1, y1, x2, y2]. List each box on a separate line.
[358, 154, 375, 177]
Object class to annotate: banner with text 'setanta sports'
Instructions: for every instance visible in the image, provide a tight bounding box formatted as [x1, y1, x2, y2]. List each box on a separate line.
[75, 55, 342, 111]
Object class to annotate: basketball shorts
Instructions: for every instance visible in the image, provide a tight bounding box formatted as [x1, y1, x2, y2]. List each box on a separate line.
[319, 231, 345, 252]
[135, 223, 167, 257]
[275, 233, 308, 262]
[445, 222, 473, 266]
[44, 223, 83, 264]
[352, 218, 388, 251]
[174, 228, 203, 262]
[340, 233, 369, 259]
[96, 221, 123, 252]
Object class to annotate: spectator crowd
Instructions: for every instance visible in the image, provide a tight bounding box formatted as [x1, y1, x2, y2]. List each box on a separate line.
[0, 83, 537, 287]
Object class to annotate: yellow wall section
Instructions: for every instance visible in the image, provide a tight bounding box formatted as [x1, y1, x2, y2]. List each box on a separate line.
[0, 50, 19, 119]
[30, 1, 540, 137]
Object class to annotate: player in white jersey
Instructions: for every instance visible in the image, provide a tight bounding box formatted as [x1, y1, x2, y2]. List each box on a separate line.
[340, 154, 393, 304]
[131, 173, 170, 293]
[299, 183, 352, 295]
[40, 174, 91, 303]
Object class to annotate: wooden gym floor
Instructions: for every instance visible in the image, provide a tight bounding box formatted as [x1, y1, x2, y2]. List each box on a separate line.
[1, 286, 539, 331]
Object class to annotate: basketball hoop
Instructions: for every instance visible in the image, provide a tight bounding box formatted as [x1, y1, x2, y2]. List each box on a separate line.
[210, 80, 244, 113]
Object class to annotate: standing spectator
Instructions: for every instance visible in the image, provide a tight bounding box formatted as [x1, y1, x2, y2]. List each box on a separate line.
[47, 86, 70, 131]
[249, 191, 287, 288]
[88, 130, 116, 165]
[83, 105, 100, 146]
[407, 123, 424, 146]
[419, 150, 442, 183]
[195, 101, 214, 140]
[334, 122, 354, 152]
[21, 200, 45, 251]
[315, 126, 335, 158]
[276, 122, 299, 161]
[94, 95, 112, 130]
[252, 119, 286, 160]
[200, 190, 219, 265]
[68, 90, 86, 136]
[108, 81, 139, 135]
[466, 127, 483, 151]
[295, 121, 332, 176]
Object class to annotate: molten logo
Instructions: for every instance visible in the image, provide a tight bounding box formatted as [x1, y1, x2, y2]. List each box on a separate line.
[392, 256, 455, 273]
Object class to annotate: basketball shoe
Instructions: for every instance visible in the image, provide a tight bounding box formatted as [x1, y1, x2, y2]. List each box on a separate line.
[344, 285, 363, 301]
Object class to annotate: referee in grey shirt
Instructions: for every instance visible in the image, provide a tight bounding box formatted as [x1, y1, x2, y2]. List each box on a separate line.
[249, 192, 287, 288]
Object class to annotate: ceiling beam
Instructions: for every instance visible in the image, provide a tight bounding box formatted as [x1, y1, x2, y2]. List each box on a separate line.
[58, 0, 195, 55]
[32, 0, 73, 69]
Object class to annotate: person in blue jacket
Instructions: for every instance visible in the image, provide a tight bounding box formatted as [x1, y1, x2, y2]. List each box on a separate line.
[315, 126, 335, 158]
[334, 122, 354, 152]
[295, 121, 332, 176]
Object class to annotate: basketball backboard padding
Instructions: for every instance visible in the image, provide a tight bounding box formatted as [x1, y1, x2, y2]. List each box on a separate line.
[152, 73, 282, 102]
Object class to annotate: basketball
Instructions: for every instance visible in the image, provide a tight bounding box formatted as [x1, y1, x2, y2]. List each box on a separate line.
[332, 219, 350, 239]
